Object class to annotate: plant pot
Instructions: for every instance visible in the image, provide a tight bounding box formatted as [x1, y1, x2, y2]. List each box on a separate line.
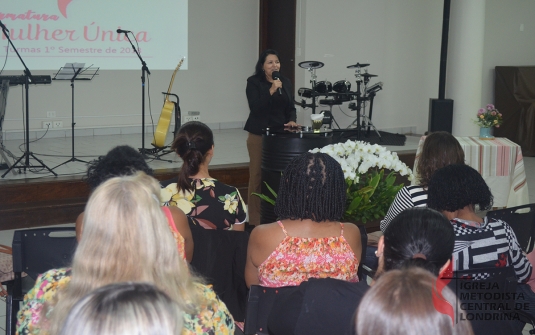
[479, 127, 494, 140]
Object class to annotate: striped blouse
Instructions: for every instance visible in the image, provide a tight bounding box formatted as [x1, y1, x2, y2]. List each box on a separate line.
[380, 185, 427, 232]
[451, 217, 532, 283]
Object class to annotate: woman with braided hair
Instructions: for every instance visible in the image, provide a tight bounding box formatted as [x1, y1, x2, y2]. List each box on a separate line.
[245, 152, 362, 288]
[160, 121, 247, 231]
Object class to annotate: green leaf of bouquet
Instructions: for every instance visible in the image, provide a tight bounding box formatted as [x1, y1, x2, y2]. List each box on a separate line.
[264, 181, 278, 198]
[348, 196, 363, 210]
[251, 192, 276, 206]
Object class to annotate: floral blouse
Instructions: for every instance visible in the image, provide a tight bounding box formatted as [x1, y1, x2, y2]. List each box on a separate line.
[160, 177, 247, 230]
[257, 221, 359, 287]
[16, 268, 235, 335]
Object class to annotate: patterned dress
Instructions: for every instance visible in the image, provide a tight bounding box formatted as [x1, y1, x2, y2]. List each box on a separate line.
[16, 268, 235, 335]
[160, 177, 247, 230]
[257, 221, 359, 287]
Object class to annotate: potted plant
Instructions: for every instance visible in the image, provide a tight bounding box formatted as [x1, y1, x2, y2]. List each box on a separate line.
[475, 104, 503, 140]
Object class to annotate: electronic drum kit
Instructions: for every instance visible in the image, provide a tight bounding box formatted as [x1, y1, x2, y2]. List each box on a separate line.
[296, 60, 383, 139]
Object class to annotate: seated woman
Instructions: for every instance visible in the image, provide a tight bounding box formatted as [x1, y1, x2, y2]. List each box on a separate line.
[268, 208, 520, 335]
[160, 121, 247, 231]
[427, 164, 535, 318]
[427, 164, 532, 282]
[75, 145, 193, 262]
[17, 172, 235, 335]
[355, 267, 473, 335]
[245, 152, 362, 288]
[58, 282, 184, 335]
[380, 131, 464, 232]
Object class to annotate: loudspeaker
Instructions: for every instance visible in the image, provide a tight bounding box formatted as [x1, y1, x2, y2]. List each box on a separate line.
[429, 99, 453, 133]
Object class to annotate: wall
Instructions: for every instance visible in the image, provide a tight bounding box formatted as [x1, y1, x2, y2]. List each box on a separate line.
[481, 0, 535, 106]
[295, 0, 443, 134]
[3, 0, 535, 139]
[2, 0, 259, 138]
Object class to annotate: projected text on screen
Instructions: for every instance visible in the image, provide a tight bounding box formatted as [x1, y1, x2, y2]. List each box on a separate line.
[0, 0, 188, 70]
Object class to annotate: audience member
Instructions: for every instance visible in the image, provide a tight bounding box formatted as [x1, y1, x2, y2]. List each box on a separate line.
[16, 173, 235, 335]
[58, 282, 183, 335]
[380, 131, 464, 231]
[427, 164, 532, 282]
[160, 121, 247, 230]
[267, 208, 520, 335]
[428, 163, 535, 319]
[245, 152, 361, 288]
[75, 145, 193, 262]
[355, 267, 474, 335]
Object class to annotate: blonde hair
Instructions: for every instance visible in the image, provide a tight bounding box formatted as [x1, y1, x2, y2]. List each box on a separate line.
[58, 282, 183, 335]
[49, 172, 201, 334]
[355, 267, 473, 335]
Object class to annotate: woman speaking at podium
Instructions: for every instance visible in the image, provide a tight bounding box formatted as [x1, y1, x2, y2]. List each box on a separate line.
[245, 49, 297, 226]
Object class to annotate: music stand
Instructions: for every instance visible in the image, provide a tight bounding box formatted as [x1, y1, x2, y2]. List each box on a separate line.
[52, 63, 99, 170]
[1, 21, 57, 178]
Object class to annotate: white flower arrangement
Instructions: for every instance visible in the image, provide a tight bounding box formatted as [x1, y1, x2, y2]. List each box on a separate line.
[310, 140, 414, 181]
[310, 140, 414, 223]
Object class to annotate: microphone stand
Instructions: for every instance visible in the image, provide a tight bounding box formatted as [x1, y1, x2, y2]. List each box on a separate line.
[0, 20, 57, 178]
[120, 31, 152, 159]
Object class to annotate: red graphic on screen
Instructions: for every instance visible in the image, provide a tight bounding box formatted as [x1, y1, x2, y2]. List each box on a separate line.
[57, 0, 73, 18]
[432, 260, 455, 325]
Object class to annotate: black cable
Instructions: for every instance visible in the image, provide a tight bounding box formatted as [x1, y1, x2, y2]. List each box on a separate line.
[0, 39, 9, 75]
[147, 72, 155, 136]
[18, 124, 49, 153]
[131, 32, 155, 142]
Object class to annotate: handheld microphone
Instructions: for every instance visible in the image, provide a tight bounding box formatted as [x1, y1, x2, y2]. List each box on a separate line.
[272, 71, 282, 95]
[116, 29, 131, 34]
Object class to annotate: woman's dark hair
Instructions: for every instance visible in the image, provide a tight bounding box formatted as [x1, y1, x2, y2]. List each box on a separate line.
[274, 152, 346, 222]
[382, 208, 454, 276]
[171, 121, 214, 192]
[427, 164, 493, 213]
[253, 49, 279, 78]
[85, 145, 153, 190]
[416, 131, 464, 188]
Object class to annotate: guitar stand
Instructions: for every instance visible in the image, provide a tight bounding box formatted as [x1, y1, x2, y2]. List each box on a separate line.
[144, 93, 181, 163]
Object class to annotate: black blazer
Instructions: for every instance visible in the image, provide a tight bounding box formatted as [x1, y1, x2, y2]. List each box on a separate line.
[244, 75, 297, 135]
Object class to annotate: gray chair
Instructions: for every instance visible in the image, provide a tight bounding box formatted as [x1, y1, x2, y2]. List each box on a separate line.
[5, 227, 77, 335]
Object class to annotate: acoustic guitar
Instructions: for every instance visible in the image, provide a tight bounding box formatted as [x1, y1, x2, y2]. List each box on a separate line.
[152, 58, 185, 148]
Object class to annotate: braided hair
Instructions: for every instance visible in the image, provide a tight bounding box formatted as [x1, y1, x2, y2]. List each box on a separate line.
[274, 152, 346, 222]
[85, 145, 153, 190]
[171, 121, 214, 192]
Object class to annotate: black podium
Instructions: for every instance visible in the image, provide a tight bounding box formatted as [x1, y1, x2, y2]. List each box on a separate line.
[260, 127, 333, 224]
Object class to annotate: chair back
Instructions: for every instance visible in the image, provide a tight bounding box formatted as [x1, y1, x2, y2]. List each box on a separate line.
[189, 224, 249, 321]
[244, 285, 296, 335]
[12, 227, 77, 280]
[487, 203, 535, 253]
[6, 227, 77, 335]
